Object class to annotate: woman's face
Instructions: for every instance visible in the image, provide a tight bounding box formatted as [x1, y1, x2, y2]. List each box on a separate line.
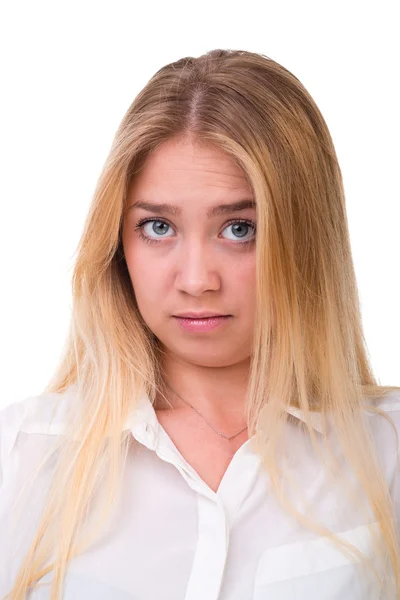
[122, 136, 257, 368]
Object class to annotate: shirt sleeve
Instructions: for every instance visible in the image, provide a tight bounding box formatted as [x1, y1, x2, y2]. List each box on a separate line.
[393, 408, 400, 526]
[381, 392, 400, 536]
[0, 399, 26, 491]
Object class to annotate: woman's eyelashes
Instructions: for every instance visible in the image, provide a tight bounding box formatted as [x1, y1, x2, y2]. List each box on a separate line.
[133, 217, 257, 247]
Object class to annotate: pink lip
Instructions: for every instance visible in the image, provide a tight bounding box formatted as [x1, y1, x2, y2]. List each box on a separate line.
[173, 315, 231, 332]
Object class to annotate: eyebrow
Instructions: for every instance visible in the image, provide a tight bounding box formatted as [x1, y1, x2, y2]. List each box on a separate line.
[127, 199, 256, 218]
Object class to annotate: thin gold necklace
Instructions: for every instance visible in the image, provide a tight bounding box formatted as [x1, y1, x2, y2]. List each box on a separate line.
[162, 380, 248, 441]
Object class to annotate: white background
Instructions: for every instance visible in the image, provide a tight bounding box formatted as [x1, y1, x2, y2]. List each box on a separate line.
[0, 1, 398, 408]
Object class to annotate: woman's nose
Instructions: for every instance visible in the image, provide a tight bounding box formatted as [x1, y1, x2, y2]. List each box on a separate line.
[174, 240, 221, 296]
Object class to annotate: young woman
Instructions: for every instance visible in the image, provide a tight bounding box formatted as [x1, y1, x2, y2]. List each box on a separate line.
[1, 48, 399, 600]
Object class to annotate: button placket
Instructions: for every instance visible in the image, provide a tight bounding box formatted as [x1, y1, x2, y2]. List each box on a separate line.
[184, 495, 229, 600]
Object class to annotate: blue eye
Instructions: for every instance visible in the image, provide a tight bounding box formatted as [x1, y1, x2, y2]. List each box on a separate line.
[223, 221, 255, 241]
[134, 218, 257, 246]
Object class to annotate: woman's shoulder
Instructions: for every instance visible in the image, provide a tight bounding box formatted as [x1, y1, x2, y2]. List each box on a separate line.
[370, 388, 400, 409]
[364, 388, 400, 421]
[0, 385, 77, 486]
[363, 388, 400, 436]
[361, 390, 400, 482]
[0, 384, 77, 434]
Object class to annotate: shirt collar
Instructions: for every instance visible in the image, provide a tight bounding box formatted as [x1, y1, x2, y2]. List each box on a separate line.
[284, 405, 324, 434]
[124, 391, 325, 438]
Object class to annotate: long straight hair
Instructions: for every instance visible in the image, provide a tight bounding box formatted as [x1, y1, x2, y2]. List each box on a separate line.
[5, 49, 400, 599]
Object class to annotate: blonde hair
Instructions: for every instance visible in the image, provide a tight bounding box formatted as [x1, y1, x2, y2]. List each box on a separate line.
[5, 48, 400, 599]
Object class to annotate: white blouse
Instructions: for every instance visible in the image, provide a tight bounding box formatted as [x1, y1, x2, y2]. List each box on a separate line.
[0, 385, 399, 599]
